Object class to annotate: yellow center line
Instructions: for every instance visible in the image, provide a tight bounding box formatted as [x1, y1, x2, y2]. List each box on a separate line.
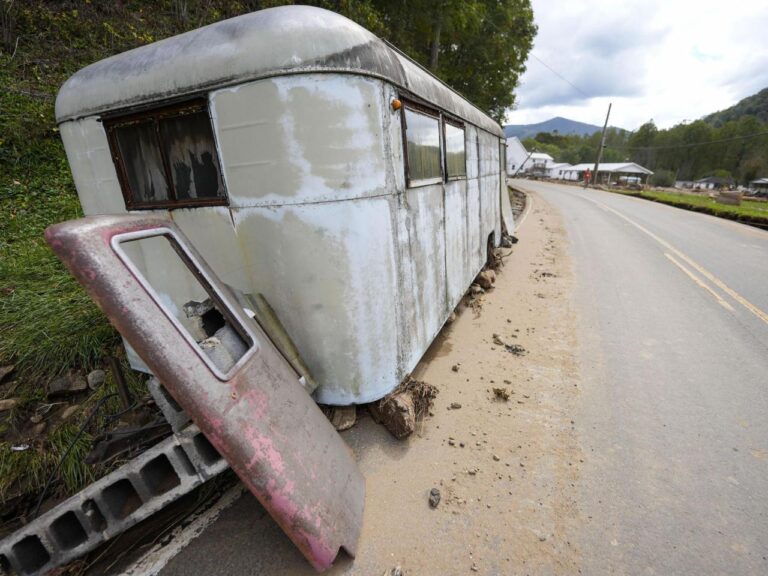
[664, 253, 735, 311]
[581, 194, 768, 327]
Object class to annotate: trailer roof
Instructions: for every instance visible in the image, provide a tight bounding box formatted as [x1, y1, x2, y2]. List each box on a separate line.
[55, 5, 503, 137]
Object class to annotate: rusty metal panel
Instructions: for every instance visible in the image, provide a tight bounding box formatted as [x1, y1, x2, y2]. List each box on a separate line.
[45, 215, 364, 571]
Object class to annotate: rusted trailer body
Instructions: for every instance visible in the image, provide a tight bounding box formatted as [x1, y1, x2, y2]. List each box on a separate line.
[55, 5, 511, 405]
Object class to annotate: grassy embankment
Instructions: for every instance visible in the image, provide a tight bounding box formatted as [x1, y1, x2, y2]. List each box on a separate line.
[0, 1, 255, 515]
[606, 188, 768, 228]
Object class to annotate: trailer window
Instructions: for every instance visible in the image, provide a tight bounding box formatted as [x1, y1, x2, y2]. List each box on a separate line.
[444, 121, 466, 179]
[105, 100, 227, 210]
[404, 106, 442, 186]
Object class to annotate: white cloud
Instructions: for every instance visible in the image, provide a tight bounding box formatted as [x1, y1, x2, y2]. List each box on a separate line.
[507, 0, 768, 130]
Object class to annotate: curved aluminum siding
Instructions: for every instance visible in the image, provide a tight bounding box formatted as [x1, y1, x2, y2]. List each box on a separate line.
[55, 5, 503, 138]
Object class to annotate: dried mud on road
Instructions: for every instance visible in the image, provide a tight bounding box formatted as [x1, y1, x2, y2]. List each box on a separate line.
[153, 193, 585, 576]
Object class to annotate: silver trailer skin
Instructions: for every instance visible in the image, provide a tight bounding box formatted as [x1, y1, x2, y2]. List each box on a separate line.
[55, 5, 510, 405]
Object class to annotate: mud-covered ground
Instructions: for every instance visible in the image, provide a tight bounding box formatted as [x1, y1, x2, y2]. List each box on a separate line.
[117, 194, 586, 576]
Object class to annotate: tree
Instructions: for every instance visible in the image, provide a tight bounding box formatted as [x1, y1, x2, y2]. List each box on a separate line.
[370, 0, 536, 122]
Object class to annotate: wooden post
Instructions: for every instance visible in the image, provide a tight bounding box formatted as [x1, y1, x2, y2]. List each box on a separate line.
[587, 102, 612, 189]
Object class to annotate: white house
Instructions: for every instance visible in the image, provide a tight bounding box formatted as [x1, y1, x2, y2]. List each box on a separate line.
[561, 162, 653, 184]
[505, 136, 529, 175]
[527, 152, 554, 175]
[505, 136, 558, 176]
[546, 162, 572, 179]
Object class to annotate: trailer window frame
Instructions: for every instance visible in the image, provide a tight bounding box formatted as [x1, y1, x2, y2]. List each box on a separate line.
[104, 99, 229, 211]
[443, 116, 467, 181]
[401, 100, 444, 188]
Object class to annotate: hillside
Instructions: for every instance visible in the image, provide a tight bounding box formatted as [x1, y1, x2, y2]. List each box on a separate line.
[504, 116, 606, 138]
[704, 87, 768, 127]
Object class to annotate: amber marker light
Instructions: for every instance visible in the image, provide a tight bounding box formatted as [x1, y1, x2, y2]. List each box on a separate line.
[391, 98, 402, 110]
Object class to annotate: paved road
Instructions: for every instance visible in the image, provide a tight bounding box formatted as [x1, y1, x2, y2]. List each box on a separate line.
[513, 180, 768, 575]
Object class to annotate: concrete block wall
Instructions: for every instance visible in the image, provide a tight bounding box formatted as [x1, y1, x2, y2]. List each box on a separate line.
[0, 425, 228, 576]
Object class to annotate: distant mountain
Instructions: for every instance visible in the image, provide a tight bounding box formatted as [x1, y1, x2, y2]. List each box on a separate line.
[704, 87, 768, 127]
[503, 116, 606, 139]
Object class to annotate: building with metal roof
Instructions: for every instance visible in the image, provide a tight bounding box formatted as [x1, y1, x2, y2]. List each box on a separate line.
[560, 162, 653, 183]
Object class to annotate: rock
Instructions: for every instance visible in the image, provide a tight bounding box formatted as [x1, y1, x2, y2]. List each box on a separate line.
[47, 372, 88, 396]
[470, 284, 484, 296]
[475, 269, 496, 290]
[0, 364, 14, 383]
[0, 398, 19, 412]
[428, 487, 441, 508]
[449, 402, 462, 410]
[382, 567, 405, 576]
[492, 387, 510, 401]
[451, 364, 460, 373]
[328, 405, 356, 431]
[492, 333, 505, 346]
[87, 369, 106, 390]
[369, 392, 415, 439]
[59, 405, 80, 423]
[493, 454, 500, 461]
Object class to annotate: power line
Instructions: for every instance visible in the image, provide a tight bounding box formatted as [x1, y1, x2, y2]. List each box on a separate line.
[609, 130, 768, 151]
[528, 52, 590, 99]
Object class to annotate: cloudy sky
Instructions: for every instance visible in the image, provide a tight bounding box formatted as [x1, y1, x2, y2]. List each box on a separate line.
[506, 0, 768, 130]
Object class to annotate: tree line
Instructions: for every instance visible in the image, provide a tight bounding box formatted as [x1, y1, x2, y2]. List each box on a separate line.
[522, 115, 768, 187]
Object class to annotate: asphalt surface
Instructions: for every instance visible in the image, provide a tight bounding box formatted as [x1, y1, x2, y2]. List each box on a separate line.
[514, 180, 768, 575]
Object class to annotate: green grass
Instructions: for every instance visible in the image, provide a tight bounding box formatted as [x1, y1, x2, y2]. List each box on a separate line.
[0, 157, 121, 383]
[606, 188, 768, 227]
[0, 364, 150, 507]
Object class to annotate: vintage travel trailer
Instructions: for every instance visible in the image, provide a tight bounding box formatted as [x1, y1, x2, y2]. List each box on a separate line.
[55, 5, 512, 406]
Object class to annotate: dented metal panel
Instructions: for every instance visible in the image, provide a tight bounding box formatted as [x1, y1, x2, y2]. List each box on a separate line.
[44, 215, 364, 571]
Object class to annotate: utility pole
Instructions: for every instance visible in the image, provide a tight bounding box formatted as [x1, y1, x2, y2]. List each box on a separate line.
[586, 102, 612, 189]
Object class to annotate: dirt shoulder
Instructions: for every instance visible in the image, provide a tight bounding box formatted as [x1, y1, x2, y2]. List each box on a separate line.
[142, 191, 585, 576]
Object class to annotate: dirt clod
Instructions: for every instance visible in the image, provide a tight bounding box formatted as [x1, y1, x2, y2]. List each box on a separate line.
[451, 364, 460, 373]
[369, 392, 416, 439]
[476, 269, 496, 290]
[493, 387, 510, 401]
[505, 344, 527, 356]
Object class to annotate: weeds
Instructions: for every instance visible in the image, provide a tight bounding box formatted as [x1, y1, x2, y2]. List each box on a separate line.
[607, 187, 768, 226]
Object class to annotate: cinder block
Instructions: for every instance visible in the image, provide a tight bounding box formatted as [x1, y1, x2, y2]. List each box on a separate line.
[147, 377, 191, 433]
[0, 425, 229, 576]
